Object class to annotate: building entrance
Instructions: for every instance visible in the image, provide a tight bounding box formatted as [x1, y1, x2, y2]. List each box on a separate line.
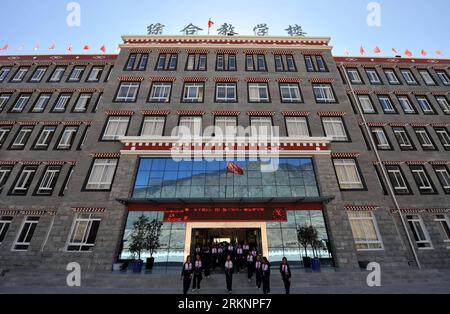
[191, 228, 262, 254]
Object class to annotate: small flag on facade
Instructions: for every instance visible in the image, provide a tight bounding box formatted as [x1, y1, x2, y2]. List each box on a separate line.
[405, 49, 413, 57]
[49, 43, 56, 50]
[0, 44, 9, 51]
[227, 162, 244, 176]
[373, 46, 381, 54]
[67, 43, 73, 52]
[344, 48, 350, 56]
[360, 46, 365, 56]
[100, 45, 107, 53]
[83, 45, 91, 51]
[421, 49, 427, 57]
[208, 19, 215, 28]
[391, 48, 398, 55]
[436, 50, 443, 57]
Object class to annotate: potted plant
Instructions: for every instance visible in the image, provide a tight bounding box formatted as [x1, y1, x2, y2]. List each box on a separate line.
[297, 225, 315, 268]
[128, 215, 149, 273]
[145, 219, 163, 270]
[310, 229, 323, 272]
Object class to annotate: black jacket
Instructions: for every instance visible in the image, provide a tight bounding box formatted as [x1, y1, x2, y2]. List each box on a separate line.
[280, 263, 291, 279]
[181, 262, 193, 278]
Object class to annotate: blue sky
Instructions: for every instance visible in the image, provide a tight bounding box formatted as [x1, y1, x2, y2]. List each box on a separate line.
[1, 0, 449, 57]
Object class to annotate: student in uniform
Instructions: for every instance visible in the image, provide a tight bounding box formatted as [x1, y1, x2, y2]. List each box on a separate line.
[261, 257, 271, 295]
[181, 255, 193, 295]
[243, 242, 250, 257]
[192, 254, 203, 292]
[246, 252, 254, 283]
[218, 244, 224, 269]
[254, 255, 263, 290]
[211, 245, 218, 270]
[224, 255, 234, 294]
[202, 246, 211, 278]
[280, 257, 292, 294]
[236, 245, 244, 273]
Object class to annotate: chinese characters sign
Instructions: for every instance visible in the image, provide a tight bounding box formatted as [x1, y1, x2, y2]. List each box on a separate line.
[163, 207, 287, 222]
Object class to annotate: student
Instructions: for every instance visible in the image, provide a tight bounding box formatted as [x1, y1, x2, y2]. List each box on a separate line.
[262, 257, 271, 295]
[202, 246, 211, 278]
[211, 245, 218, 270]
[254, 255, 263, 290]
[192, 255, 203, 292]
[243, 242, 250, 256]
[181, 255, 193, 295]
[224, 255, 234, 294]
[280, 257, 292, 294]
[236, 245, 244, 273]
[218, 244, 224, 269]
[246, 252, 254, 283]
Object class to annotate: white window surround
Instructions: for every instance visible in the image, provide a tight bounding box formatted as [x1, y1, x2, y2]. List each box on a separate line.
[387, 167, 409, 193]
[183, 83, 204, 102]
[419, 70, 436, 85]
[85, 159, 118, 190]
[434, 215, 450, 246]
[12, 216, 40, 251]
[322, 117, 348, 141]
[280, 84, 302, 102]
[57, 126, 78, 149]
[313, 84, 336, 103]
[366, 69, 381, 83]
[347, 69, 362, 83]
[102, 116, 130, 141]
[333, 159, 364, 189]
[348, 211, 384, 251]
[141, 116, 165, 136]
[358, 95, 375, 113]
[286, 117, 309, 137]
[384, 69, 400, 84]
[216, 83, 237, 102]
[149, 83, 172, 102]
[178, 116, 202, 137]
[406, 215, 433, 249]
[398, 96, 415, 114]
[116, 82, 140, 102]
[215, 116, 237, 137]
[66, 214, 101, 252]
[36, 166, 61, 195]
[248, 83, 270, 102]
[250, 116, 273, 136]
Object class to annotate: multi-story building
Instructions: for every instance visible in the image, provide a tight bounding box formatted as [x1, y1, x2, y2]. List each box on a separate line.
[0, 34, 449, 273]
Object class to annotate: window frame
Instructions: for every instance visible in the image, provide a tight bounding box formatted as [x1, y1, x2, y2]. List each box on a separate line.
[406, 215, 433, 249]
[34, 165, 62, 196]
[114, 82, 141, 103]
[9, 125, 34, 150]
[147, 82, 172, 103]
[67, 66, 86, 82]
[332, 158, 366, 191]
[8, 165, 38, 196]
[215, 82, 238, 103]
[181, 82, 205, 103]
[312, 83, 337, 104]
[29, 67, 48, 83]
[248, 83, 271, 103]
[279, 83, 303, 103]
[285, 116, 311, 137]
[100, 116, 131, 142]
[32, 125, 57, 150]
[66, 213, 102, 252]
[414, 127, 437, 151]
[433, 165, 450, 195]
[55, 125, 79, 151]
[386, 165, 412, 195]
[139, 116, 166, 137]
[409, 165, 437, 195]
[348, 211, 384, 251]
[12, 216, 40, 251]
[83, 158, 119, 192]
[321, 116, 350, 142]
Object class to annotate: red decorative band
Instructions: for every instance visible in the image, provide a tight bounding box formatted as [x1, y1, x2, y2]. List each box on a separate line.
[183, 77, 208, 82]
[211, 111, 241, 116]
[389, 122, 409, 127]
[58, 88, 78, 93]
[429, 161, 450, 165]
[373, 90, 394, 95]
[272, 50, 295, 55]
[0, 120, 16, 125]
[244, 49, 268, 54]
[128, 48, 152, 54]
[17, 121, 39, 126]
[309, 78, 335, 83]
[105, 110, 135, 116]
[186, 49, 210, 54]
[301, 50, 324, 56]
[73, 207, 107, 213]
[142, 110, 171, 116]
[246, 77, 271, 83]
[177, 110, 206, 116]
[367, 122, 387, 127]
[214, 77, 240, 82]
[247, 111, 275, 117]
[406, 161, 428, 165]
[276, 77, 302, 83]
[318, 112, 346, 117]
[157, 48, 182, 54]
[91, 153, 120, 158]
[430, 123, 449, 127]
[282, 111, 310, 117]
[149, 76, 176, 82]
[117, 76, 145, 82]
[40, 121, 61, 126]
[345, 205, 378, 211]
[215, 49, 238, 54]
[410, 122, 430, 127]
[35, 88, 58, 93]
[331, 152, 360, 158]
[0, 161, 18, 165]
[61, 121, 84, 126]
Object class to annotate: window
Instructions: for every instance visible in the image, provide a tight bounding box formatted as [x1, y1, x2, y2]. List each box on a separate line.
[85, 159, 118, 190]
[182, 83, 204, 103]
[434, 127, 450, 150]
[348, 211, 383, 250]
[419, 69, 436, 85]
[407, 215, 432, 248]
[10, 94, 32, 113]
[141, 116, 165, 136]
[35, 166, 62, 196]
[250, 117, 273, 136]
[186, 54, 207, 71]
[434, 215, 450, 244]
[322, 117, 348, 141]
[371, 127, 391, 150]
[32, 93, 52, 113]
[436, 70, 450, 86]
[215, 83, 237, 102]
[416, 96, 435, 114]
[92, 93, 103, 113]
[0, 166, 13, 192]
[10, 126, 33, 150]
[286, 117, 309, 137]
[9, 166, 38, 195]
[248, 83, 270, 102]
[0, 216, 13, 243]
[11, 67, 29, 82]
[155, 54, 178, 71]
[393, 127, 414, 151]
[358, 95, 376, 113]
[436, 96, 450, 114]
[0, 67, 11, 82]
[33, 126, 56, 150]
[115, 82, 140, 102]
[56, 126, 78, 150]
[102, 116, 130, 141]
[410, 165, 436, 194]
[386, 165, 410, 195]
[312, 84, 336, 103]
[178, 116, 202, 137]
[13, 217, 39, 251]
[215, 117, 237, 137]
[77, 126, 89, 150]
[0, 126, 12, 148]
[304, 55, 328, 72]
[400, 69, 417, 85]
[378, 96, 396, 113]
[125, 54, 137, 71]
[67, 214, 101, 252]
[274, 55, 297, 72]
[433, 165, 450, 194]
[246, 54, 267, 71]
[279, 83, 302, 103]
[148, 82, 172, 103]
[0, 93, 12, 112]
[138, 54, 149, 71]
[216, 54, 237, 71]
[72, 93, 92, 113]
[384, 69, 400, 85]
[346, 68, 363, 84]
[414, 128, 436, 151]
[49, 66, 66, 82]
[397, 96, 416, 114]
[60, 165, 75, 196]
[68, 66, 85, 82]
[333, 159, 364, 190]
[30, 67, 47, 82]
[365, 69, 382, 84]
[52, 94, 72, 112]
[87, 66, 104, 82]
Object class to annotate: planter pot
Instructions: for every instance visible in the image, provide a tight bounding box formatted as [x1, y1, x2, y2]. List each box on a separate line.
[358, 261, 370, 269]
[311, 258, 321, 272]
[146, 257, 155, 270]
[302, 256, 312, 268]
[132, 260, 143, 273]
[112, 263, 123, 272]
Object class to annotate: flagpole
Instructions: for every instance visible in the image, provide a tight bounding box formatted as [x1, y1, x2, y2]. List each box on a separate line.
[208, 18, 211, 35]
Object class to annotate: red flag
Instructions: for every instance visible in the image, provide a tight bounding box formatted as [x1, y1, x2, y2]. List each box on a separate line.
[391, 48, 398, 54]
[100, 45, 107, 53]
[436, 50, 443, 57]
[373, 46, 381, 54]
[405, 49, 413, 57]
[0, 44, 9, 51]
[208, 19, 215, 28]
[83, 45, 91, 51]
[67, 43, 73, 52]
[49, 43, 56, 50]
[227, 162, 244, 176]
[421, 49, 427, 57]
[360, 46, 365, 56]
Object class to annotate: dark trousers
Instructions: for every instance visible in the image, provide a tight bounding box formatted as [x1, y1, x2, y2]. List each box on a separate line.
[212, 255, 217, 270]
[255, 271, 262, 288]
[192, 273, 202, 290]
[262, 276, 270, 294]
[225, 273, 233, 291]
[236, 256, 243, 272]
[183, 277, 192, 295]
[283, 278, 291, 294]
[247, 263, 254, 279]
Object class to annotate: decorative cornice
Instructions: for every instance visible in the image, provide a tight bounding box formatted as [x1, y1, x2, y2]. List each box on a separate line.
[345, 205, 378, 212]
[105, 110, 135, 116]
[318, 112, 346, 117]
[176, 110, 206, 116]
[91, 152, 121, 158]
[247, 111, 275, 117]
[335, 56, 450, 66]
[149, 76, 177, 82]
[182, 77, 208, 82]
[141, 109, 171, 116]
[331, 152, 360, 158]
[73, 207, 107, 213]
[246, 77, 271, 83]
[117, 76, 145, 82]
[281, 111, 310, 117]
[214, 77, 240, 82]
[276, 77, 302, 83]
[211, 111, 241, 116]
